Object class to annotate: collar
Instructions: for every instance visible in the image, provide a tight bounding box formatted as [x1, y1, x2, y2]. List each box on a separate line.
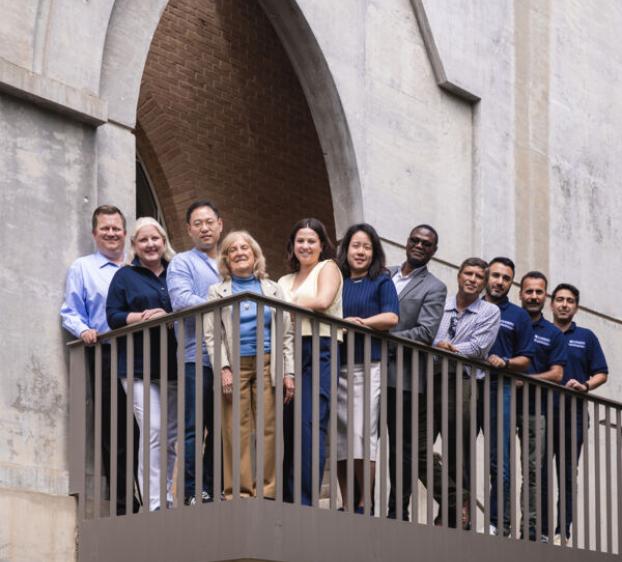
[94, 250, 124, 269]
[191, 246, 217, 264]
[396, 262, 426, 279]
[484, 295, 510, 310]
[131, 257, 168, 275]
[447, 295, 482, 314]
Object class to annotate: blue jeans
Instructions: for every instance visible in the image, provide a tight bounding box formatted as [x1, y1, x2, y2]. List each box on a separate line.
[490, 380, 512, 531]
[283, 337, 333, 506]
[184, 363, 214, 498]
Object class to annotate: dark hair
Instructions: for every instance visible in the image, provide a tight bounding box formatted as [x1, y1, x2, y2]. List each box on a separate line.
[551, 283, 580, 304]
[520, 270, 548, 290]
[488, 256, 515, 274]
[412, 223, 439, 247]
[458, 257, 488, 274]
[92, 205, 126, 231]
[336, 223, 387, 279]
[185, 200, 220, 223]
[286, 218, 335, 272]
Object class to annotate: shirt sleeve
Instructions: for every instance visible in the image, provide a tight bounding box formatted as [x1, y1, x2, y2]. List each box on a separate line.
[378, 275, 400, 314]
[514, 310, 536, 358]
[167, 255, 206, 311]
[452, 306, 501, 360]
[588, 331, 609, 375]
[106, 270, 130, 329]
[549, 329, 568, 367]
[60, 262, 90, 338]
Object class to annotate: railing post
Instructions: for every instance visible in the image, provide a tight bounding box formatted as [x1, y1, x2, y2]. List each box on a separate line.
[159, 324, 168, 511]
[110, 338, 119, 518]
[195, 313, 204, 505]
[142, 328, 151, 512]
[69, 344, 87, 520]
[379, 340, 388, 519]
[176, 321, 185, 507]
[255, 305, 265, 501]
[94, 344, 103, 518]
[329, 324, 338, 510]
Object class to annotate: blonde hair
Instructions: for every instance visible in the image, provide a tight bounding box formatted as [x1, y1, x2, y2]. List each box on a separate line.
[127, 217, 176, 264]
[219, 230, 267, 280]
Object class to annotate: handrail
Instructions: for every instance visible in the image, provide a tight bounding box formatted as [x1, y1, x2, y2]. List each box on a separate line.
[67, 290, 621, 409]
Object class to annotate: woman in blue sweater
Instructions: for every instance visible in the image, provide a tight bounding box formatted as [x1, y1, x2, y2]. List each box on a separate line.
[204, 230, 294, 499]
[335, 223, 399, 513]
[106, 217, 178, 511]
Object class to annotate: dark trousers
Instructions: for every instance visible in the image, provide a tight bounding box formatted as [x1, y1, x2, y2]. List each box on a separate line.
[183, 363, 214, 498]
[87, 345, 139, 514]
[388, 376, 471, 525]
[283, 337, 332, 506]
[541, 404, 585, 537]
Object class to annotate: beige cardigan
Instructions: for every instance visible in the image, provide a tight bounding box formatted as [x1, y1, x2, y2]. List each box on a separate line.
[203, 278, 295, 386]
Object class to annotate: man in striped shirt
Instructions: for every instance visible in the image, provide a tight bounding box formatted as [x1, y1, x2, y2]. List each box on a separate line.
[422, 257, 500, 528]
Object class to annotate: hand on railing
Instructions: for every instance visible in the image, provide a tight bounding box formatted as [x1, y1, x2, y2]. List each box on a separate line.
[79, 328, 98, 345]
[435, 340, 459, 353]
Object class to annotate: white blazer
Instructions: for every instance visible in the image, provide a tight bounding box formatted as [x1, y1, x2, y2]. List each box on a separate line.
[203, 278, 295, 386]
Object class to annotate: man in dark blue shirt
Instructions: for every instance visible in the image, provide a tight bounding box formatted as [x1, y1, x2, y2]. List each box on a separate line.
[483, 257, 535, 536]
[518, 271, 566, 540]
[542, 283, 608, 542]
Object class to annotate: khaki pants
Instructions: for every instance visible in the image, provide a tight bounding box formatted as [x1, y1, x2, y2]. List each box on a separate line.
[222, 354, 276, 498]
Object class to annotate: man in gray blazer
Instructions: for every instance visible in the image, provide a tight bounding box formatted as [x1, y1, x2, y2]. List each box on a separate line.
[387, 224, 447, 520]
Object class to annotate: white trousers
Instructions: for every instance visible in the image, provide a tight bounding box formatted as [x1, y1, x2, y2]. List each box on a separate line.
[121, 378, 177, 511]
[336, 362, 381, 461]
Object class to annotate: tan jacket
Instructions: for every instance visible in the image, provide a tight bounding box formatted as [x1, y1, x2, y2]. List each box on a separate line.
[203, 278, 295, 385]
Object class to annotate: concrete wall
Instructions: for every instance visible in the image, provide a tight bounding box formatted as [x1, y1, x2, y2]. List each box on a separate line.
[0, 0, 620, 559]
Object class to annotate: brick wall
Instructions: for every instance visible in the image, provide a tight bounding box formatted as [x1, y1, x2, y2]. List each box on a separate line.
[137, 0, 335, 277]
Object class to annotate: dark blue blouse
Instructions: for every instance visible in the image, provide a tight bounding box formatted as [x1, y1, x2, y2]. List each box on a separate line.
[106, 259, 177, 380]
[340, 273, 400, 364]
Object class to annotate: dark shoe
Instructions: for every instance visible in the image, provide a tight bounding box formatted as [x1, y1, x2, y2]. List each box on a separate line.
[354, 506, 365, 515]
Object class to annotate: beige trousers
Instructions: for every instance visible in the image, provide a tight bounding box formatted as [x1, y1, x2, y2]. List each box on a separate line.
[222, 354, 276, 498]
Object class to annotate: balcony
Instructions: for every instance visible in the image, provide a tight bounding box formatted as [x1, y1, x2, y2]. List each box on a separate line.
[68, 293, 621, 561]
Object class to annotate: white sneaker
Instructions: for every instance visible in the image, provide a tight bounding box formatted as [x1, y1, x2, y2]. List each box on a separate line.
[489, 525, 498, 536]
[553, 534, 562, 545]
[541, 534, 549, 543]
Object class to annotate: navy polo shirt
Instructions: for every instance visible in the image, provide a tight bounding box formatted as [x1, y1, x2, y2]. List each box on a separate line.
[106, 259, 178, 379]
[560, 322, 608, 386]
[522, 315, 567, 413]
[488, 296, 535, 375]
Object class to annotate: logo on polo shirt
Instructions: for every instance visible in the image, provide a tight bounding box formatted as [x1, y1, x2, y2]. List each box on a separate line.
[568, 339, 586, 349]
[534, 335, 551, 347]
[500, 319, 515, 331]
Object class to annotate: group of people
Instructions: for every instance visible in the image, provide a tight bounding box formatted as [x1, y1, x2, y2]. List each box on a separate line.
[60, 201, 608, 544]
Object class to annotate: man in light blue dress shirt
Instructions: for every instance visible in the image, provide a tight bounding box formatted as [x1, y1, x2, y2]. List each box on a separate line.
[60, 205, 138, 514]
[167, 200, 223, 504]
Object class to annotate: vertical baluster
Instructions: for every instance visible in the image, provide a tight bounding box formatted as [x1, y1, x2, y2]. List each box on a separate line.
[582, 398, 590, 549]
[94, 343, 103, 518]
[510, 377, 517, 538]
[379, 340, 388, 519]
[441, 356, 449, 527]
[547, 387, 554, 543]
[496, 374, 504, 534]
[570, 395, 578, 548]
[411, 349, 419, 524]
[195, 313, 204, 504]
[255, 305, 265, 501]
[425, 352, 433, 525]
[363, 333, 371, 515]
[329, 324, 338, 510]
[212, 307, 223, 503]
[559, 393, 567, 546]
[605, 406, 612, 553]
[521, 378, 529, 541]
[346, 328, 355, 512]
[274, 308, 284, 503]
[176, 320, 185, 508]
[125, 335, 135, 513]
[231, 301, 241, 500]
[110, 338, 119, 518]
[594, 401, 601, 551]
[159, 324, 168, 510]
[311, 319, 321, 508]
[294, 315, 302, 505]
[142, 328, 151, 512]
[69, 345, 87, 520]
[455, 361, 463, 531]
[396, 344, 404, 522]
[616, 408, 621, 555]
[483, 371, 490, 533]
[534, 385, 542, 541]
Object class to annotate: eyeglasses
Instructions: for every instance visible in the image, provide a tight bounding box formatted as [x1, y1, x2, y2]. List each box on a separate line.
[447, 313, 459, 339]
[408, 236, 435, 249]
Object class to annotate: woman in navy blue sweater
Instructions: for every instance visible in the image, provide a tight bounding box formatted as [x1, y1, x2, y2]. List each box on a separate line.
[107, 217, 178, 511]
[335, 223, 399, 513]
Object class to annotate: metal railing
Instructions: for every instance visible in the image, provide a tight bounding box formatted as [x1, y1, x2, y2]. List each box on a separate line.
[68, 292, 621, 556]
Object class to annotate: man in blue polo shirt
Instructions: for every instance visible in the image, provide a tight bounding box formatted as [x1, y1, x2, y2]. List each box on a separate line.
[484, 257, 535, 536]
[167, 200, 223, 505]
[542, 283, 608, 542]
[60, 205, 138, 514]
[518, 271, 566, 540]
